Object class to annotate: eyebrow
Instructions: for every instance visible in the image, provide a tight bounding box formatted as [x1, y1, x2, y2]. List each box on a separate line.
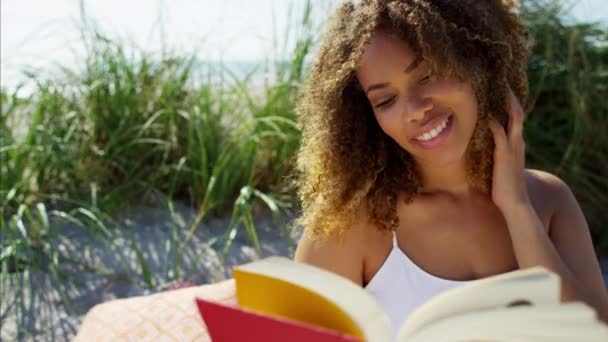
[365, 56, 423, 95]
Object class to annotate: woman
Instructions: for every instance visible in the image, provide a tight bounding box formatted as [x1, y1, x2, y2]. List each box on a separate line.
[293, 0, 608, 334]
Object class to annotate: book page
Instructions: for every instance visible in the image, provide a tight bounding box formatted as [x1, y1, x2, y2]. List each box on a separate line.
[398, 267, 560, 339]
[402, 303, 608, 342]
[234, 257, 391, 342]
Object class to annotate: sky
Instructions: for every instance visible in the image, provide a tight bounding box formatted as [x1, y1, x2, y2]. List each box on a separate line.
[1, 0, 607, 88]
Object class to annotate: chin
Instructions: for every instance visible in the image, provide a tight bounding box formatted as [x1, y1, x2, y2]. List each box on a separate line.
[418, 152, 466, 167]
[404, 143, 468, 167]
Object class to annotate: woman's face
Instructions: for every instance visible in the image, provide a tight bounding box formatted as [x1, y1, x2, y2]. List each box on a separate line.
[356, 29, 479, 167]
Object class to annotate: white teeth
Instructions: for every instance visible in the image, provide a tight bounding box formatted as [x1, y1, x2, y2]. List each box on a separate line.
[416, 117, 449, 141]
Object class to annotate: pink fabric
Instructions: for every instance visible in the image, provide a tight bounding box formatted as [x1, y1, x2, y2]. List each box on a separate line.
[74, 279, 236, 341]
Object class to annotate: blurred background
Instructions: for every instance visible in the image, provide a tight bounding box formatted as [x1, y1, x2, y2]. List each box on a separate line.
[1, 0, 607, 340]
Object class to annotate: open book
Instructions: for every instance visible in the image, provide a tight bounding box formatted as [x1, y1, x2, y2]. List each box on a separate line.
[196, 256, 608, 341]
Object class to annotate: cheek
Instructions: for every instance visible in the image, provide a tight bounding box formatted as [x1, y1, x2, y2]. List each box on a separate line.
[374, 110, 414, 151]
[455, 83, 479, 115]
[439, 82, 479, 126]
[458, 93, 479, 128]
[374, 110, 401, 141]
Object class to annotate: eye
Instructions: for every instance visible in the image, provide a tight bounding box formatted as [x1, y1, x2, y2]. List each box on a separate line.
[375, 97, 396, 109]
[419, 71, 434, 84]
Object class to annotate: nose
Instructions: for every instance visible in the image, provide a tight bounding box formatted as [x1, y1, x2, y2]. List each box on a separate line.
[403, 92, 433, 123]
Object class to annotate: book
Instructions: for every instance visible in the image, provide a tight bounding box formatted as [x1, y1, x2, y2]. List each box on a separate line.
[196, 256, 608, 341]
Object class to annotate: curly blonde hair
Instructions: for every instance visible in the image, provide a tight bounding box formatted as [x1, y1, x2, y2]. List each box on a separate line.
[294, 0, 529, 237]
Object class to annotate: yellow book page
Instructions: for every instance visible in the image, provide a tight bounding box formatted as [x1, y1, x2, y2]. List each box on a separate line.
[234, 268, 364, 339]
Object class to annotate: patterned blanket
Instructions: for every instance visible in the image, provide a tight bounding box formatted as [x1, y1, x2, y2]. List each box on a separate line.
[74, 279, 236, 341]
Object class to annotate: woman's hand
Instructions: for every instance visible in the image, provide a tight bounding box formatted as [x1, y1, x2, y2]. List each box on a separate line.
[488, 87, 530, 213]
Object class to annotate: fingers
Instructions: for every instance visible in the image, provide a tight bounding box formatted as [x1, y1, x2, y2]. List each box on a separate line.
[506, 87, 525, 144]
[488, 117, 508, 151]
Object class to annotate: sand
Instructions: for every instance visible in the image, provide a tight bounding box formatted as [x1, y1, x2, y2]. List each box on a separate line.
[2, 194, 607, 341]
[0, 194, 299, 341]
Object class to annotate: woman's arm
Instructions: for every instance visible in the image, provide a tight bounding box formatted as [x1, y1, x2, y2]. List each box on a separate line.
[488, 87, 608, 323]
[501, 173, 608, 323]
[294, 221, 368, 286]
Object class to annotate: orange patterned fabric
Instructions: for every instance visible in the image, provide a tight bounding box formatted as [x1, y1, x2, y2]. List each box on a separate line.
[74, 279, 236, 342]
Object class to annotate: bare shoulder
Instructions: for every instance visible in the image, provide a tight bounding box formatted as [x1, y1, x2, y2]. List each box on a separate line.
[525, 168, 569, 189]
[524, 169, 576, 222]
[294, 209, 375, 286]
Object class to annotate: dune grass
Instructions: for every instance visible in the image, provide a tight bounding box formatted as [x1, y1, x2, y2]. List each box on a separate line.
[0, 2, 315, 339]
[522, 0, 608, 251]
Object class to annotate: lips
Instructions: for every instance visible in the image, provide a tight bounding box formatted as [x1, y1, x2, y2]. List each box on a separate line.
[410, 114, 454, 149]
[415, 116, 450, 141]
[412, 113, 452, 140]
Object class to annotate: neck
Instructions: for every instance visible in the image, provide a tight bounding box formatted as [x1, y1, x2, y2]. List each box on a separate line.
[415, 158, 472, 197]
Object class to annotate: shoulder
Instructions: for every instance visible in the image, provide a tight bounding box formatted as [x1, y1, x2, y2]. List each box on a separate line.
[524, 169, 578, 221]
[294, 206, 379, 286]
[525, 169, 572, 200]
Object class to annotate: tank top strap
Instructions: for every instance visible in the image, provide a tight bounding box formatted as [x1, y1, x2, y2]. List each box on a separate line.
[391, 230, 398, 248]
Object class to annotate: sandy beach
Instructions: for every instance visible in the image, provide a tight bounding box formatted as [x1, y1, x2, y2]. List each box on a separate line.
[0, 195, 299, 341]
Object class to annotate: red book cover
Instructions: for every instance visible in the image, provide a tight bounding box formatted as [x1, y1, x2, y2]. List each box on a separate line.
[196, 298, 362, 342]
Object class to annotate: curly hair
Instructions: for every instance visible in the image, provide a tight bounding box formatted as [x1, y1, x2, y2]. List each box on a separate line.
[294, 0, 529, 237]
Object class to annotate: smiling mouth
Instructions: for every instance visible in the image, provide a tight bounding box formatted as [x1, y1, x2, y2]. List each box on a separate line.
[414, 115, 450, 141]
[414, 114, 451, 141]
[411, 114, 454, 149]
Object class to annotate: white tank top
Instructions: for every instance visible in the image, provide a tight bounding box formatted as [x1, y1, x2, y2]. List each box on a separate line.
[364, 231, 470, 339]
